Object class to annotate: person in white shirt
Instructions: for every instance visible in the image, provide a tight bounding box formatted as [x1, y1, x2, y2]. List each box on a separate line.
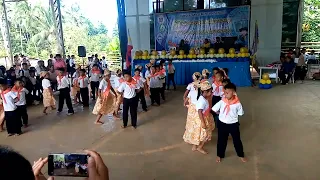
[133, 68, 147, 111]
[183, 72, 202, 101]
[78, 69, 89, 107]
[158, 61, 166, 100]
[211, 71, 224, 123]
[212, 83, 246, 163]
[113, 69, 124, 116]
[166, 60, 176, 90]
[12, 79, 29, 127]
[41, 71, 56, 115]
[0, 79, 21, 136]
[185, 80, 214, 154]
[92, 70, 118, 125]
[57, 68, 74, 115]
[146, 66, 161, 106]
[101, 56, 107, 70]
[19, 63, 30, 78]
[90, 64, 101, 100]
[117, 71, 141, 129]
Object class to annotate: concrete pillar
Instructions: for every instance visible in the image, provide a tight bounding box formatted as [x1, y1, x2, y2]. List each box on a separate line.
[250, 0, 283, 65]
[125, 0, 150, 52]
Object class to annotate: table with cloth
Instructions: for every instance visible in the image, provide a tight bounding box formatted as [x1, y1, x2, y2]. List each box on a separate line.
[132, 59, 252, 87]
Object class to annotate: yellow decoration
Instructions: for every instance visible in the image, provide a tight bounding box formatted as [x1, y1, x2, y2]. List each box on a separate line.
[226, 54, 231, 58]
[197, 54, 204, 58]
[184, 55, 187, 58]
[170, 50, 176, 56]
[178, 55, 183, 59]
[192, 54, 197, 59]
[240, 53, 246, 58]
[143, 50, 149, 56]
[142, 56, 147, 60]
[209, 48, 215, 54]
[262, 73, 269, 81]
[187, 54, 193, 59]
[161, 50, 166, 56]
[179, 50, 185, 56]
[230, 54, 235, 58]
[240, 47, 246, 53]
[260, 79, 266, 84]
[151, 50, 158, 56]
[266, 80, 271, 84]
[229, 48, 235, 54]
[200, 49, 205, 55]
[218, 48, 225, 54]
[189, 49, 195, 55]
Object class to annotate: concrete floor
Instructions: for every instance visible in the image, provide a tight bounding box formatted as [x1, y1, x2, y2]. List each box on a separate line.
[1, 81, 320, 180]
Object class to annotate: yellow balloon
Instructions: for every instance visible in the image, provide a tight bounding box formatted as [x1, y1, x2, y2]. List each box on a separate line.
[187, 54, 193, 59]
[240, 47, 246, 53]
[226, 54, 231, 58]
[170, 50, 176, 56]
[143, 50, 149, 56]
[260, 79, 266, 84]
[192, 54, 197, 58]
[142, 56, 147, 60]
[189, 49, 195, 55]
[266, 80, 271, 84]
[218, 48, 225, 54]
[184, 55, 187, 58]
[230, 54, 235, 58]
[229, 48, 235, 54]
[262, 73, 269, 80]
[179, 50, 185, 55]
[161, 50, 166, 56]
[152, 50, 158, 56]
[240, 53, 246, 58]
[209, 48, 215, 54]
[178, 55, 183, 59]
[200, 49, 205, 55]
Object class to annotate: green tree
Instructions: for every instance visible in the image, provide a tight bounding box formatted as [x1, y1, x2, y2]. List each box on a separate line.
[302, 0, 320, 42]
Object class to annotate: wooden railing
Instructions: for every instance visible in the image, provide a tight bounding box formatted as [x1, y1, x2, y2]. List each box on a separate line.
[282, 42, 320, 56]
[106, 51, 121, 71]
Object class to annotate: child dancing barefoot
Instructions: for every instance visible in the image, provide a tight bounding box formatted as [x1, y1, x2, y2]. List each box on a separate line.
[92, 70, 118, 125]
[41, 71, 56, 114]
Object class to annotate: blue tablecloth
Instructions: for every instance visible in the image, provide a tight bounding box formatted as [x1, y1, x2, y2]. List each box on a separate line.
[133, 60, 252, 87]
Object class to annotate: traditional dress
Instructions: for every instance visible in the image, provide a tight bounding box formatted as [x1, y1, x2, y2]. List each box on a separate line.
[92, 79, 116, 115]
[114, 77, 124, 108]
[71, 78, 80, 97]
[42, 78, 56, 108]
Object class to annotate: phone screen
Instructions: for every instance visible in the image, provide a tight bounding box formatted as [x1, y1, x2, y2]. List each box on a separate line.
[48, 153, 89, 177]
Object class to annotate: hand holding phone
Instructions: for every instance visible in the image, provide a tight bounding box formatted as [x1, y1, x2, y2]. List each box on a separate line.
[85, 150, 109, 180]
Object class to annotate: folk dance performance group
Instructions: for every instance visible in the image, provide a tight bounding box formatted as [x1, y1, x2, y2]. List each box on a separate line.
[183, 67, 247, 163]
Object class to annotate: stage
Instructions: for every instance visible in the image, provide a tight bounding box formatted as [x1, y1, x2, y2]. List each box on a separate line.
[133, 59, 252, 87]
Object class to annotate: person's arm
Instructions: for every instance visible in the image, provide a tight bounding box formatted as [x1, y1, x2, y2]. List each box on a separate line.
[23, 88, 29, 94]
[183, 96, 189, 107]
[183, 89, 190, 101]
[197, 110, 207, 129]
[212, 100, 222, 114]
[117, 83, 124, 95]
[237, 103, 244, 116]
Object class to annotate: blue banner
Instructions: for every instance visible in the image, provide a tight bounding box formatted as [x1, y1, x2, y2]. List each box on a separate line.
[154, 6, 250, 51]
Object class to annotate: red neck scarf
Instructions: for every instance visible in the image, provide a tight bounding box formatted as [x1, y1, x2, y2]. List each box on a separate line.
[12, 86, 23, 100]
[103, 79, 111, 97]
[125, 79, 137, 88]
[57, 75, 64, 84]
[91, 69, 100, 74]
[222, 96, 240, 115]
[119, 78, 125, 83]
[213, 81, 222, 94]
[150, 72, 160, 78]
[134, 75, 141, 81]
[1, 88, 11, 104]
[78, 75, 86, 85]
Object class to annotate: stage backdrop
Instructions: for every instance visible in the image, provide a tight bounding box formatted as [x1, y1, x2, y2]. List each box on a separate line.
[154, 6, 250, 51]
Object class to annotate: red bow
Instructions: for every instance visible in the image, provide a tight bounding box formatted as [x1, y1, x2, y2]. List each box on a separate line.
[91, 69, 100, 74]
[134, 75, 141, 81]
[12, 86, 23, 100]
[78, 75, 86, 86]
[125, 79, 137, 88]
[213, 81, 222, 94]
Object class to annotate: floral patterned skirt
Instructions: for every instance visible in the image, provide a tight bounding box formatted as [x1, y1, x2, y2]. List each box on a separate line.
[43, 89, 56, 108]
[115, 91, 123, 107]
[92, 92, 116, 115]
[71, 86, 80, 97]
[183, 103, 214, 145]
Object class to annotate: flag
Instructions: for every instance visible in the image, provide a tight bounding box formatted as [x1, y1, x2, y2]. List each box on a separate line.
[251, 20, 259, 55]
[126, 30, 133, 70]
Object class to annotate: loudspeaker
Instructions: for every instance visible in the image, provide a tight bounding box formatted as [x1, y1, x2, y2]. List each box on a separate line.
[78, 46, 86, 57]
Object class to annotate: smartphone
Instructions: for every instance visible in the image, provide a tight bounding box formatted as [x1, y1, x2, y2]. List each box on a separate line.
[48, 153, 89, 177]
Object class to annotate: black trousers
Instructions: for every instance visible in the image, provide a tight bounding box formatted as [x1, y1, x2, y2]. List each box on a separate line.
[137, 89, 147, 110]
[58, 87, 74, 113]
[167, 73, 176, 90]
[217, 121, 244, 158]
[294, 66, 307, 81]
[122, 97, 138, 127]
[5, 110, 21, 134]
[80, 87, 89, 107]
[90, 81, 99, 99]
[279, 71, 292, 84]
[160, 82, 166, 100]
[17, 105, 28, 126]
[150, 88, 160, 105]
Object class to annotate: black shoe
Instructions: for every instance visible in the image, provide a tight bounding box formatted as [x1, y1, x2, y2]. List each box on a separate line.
[143, 109, 148, 112]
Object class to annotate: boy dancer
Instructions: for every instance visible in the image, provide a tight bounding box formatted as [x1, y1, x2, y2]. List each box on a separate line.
[166, 60, 176, 90]
[147, 66, 161, 106]
[212, 83, 246, 163]
[57, 68, 74, 115]
[90, 64, 101, 100]
[12, 79, 29, 127]
[133, 68, 147, 112]
[0, 79, 21, 136]
[118, 71, 141, 129]
[78, 69, 89, 107]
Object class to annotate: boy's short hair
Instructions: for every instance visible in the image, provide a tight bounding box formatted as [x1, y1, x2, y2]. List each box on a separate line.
[15, 78, 23, 83]
[55, 54, 62, 58]
[134, 68, 141, 72]
[216, 70, 224, 77]
[0, 78, 7, 85]
[223, 68, 229, 75]
[224, 83, 237, 92]
[154, 65, 160, 68]
[22, 63, 27, 66]
[222, 79, 231, 84]
[123, 70, 131, 76]
[80, 69, 86, 73]
[212, 67, 220, 72]
[29, 69, 35, 73]
[92, 64, 98, 67]
[57, 67, 65, 72]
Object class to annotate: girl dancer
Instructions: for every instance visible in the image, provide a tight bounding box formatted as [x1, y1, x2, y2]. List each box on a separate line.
[41, 71, 56, 114]
[183, 72, 202, 101]
[183, 80, 214, 154]
[92, 70, 118, 125]
[201, 69, 210, 83]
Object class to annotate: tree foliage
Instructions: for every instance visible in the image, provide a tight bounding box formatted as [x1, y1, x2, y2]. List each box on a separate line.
[0, 1, 119, 59]
[302, 0, 320, 42]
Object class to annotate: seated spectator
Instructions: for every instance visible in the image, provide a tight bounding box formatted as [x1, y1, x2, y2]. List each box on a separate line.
[19, 63, 30, 78]
[279, 56, 295, 85]
[0, 146, 109, 180]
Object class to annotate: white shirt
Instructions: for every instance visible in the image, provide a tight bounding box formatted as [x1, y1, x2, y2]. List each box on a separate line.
[78, 76, 89, 88]
[19, 69, 30, 77]
[133, 76, 146, 88]
[1, 91, 17, 111]
[90, 70, 101, 82]
[145, 70, 150, 78]
[15, 88, 29, 106]
[72, 72, 80, 79]
[147, 74, 161, 88]
[167, 64, 175, 74]
[307, 54, 316, 60]
[212, 83, 224, 97]
[57, 76, 70, 89]
[113, 76, 123, 89]
[42, 79, 51, 89]
[212, 100, 244, 124]
[186, 83, 197, 92]
[69, 58, 75, 67]
[187, 89, 198, 104]
[101, 59, 107, 69]
[196, 96, 209, 114]
[99, 79, 109, 92]
[117, 81, 141, 99]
